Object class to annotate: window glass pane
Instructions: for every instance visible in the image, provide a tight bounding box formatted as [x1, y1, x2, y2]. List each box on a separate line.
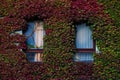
[73, 52, 93, 63]
[76, 23, 93, 48]
[26, 52, 43, 62]
[24, 21, 45, 49]
[34, 53, 43, 62]
[24, 21, 45, 62]
[26, 52, 35, 62]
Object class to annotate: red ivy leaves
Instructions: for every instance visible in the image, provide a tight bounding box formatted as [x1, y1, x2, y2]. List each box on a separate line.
[70, 0, 112, 24]
[46, 29, 53, 35]
[0, 0, 113, 80]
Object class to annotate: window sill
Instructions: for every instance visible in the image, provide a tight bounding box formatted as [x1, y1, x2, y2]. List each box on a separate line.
[26, 49, 43, 53]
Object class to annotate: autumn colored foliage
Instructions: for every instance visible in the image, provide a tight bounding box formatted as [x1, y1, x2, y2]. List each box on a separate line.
[0, 0, 119, 80]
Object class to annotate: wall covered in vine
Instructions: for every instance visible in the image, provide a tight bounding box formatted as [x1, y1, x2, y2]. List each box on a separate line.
[0, 0, 119, 80]
[98, 0, 120, 27]
[94, 0, 120, 79]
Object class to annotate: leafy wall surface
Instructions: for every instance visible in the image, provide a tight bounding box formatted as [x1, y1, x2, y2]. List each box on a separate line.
[0, 0, 119, 80]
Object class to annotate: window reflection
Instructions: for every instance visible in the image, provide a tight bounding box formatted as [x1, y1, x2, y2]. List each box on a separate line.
[76, 23, 93, 49]
[74, 52, 94, 63]
[74, 23, 100, 63]
[24, 21, 45, 49]
[24, 21, 45, 62]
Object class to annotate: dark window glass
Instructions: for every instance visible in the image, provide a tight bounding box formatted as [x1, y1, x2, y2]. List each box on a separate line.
[74, 23, 95, 63]
[24, 21, 45, 62]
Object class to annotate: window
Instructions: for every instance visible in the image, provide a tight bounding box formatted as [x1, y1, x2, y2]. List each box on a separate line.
[24, 21, 45, 62]
[73, 23, 99, 63]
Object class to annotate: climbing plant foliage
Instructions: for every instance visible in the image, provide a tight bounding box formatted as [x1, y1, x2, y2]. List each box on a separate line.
[0, 0, 119, 80]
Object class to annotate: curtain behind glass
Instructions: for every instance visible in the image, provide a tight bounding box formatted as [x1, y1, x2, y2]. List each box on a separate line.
[74, 52, 94, 62]
[76, 23, 93, 48]
[24, 22, 45, 49]
[74, 23, 93, 62]
[24, 21, 45, 62]
[24, 22, 35, 48]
